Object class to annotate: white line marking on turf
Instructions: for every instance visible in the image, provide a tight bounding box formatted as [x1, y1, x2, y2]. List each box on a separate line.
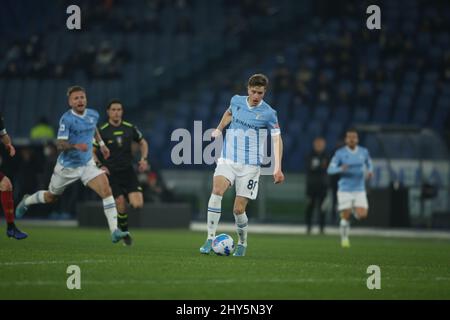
[2, 276, 448, 287]
[0, 259, 108, 266]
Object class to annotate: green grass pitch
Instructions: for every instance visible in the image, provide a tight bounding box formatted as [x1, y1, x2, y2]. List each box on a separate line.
[0, 226, 449, 299]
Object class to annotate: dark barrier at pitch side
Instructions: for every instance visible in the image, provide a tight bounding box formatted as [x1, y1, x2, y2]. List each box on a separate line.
[77, 202, 192, 228]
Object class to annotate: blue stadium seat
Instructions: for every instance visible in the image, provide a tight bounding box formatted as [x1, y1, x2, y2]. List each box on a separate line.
[352, 108, 370, 123]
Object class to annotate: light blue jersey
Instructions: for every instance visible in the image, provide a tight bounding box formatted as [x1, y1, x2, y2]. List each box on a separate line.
[57, 108, 99, 168]
[327, 146, 373, 192]
[222, 95, 280, 166]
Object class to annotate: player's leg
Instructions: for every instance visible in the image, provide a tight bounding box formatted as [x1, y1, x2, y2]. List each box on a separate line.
[337, 191, 353, 248]
[83, 166, 129, 243]
[128, 192, 144, 209]
[232, 166, 260, 257]
[232, 195, 249, 256]
[305, 194, 316, 235]
[118, 169, 144, 246]
[200, 174, 231, 254]
[116, 195, 128, 230]
[340, 209, 352, 247]
[354, 207, 368, 219]
[354, 192, 369, 220]
[15, 164, 64, 219]
[0, 175, 27, 239]
[318, 193, 327, 234]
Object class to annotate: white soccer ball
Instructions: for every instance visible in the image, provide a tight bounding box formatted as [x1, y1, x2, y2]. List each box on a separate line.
[212, 233, 235, 256]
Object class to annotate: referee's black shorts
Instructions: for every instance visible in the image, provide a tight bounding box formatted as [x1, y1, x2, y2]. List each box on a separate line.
[108, 166, 143, 199]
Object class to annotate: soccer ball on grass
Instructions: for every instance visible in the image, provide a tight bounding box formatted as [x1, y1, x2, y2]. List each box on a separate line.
[212, 233, 235, 256]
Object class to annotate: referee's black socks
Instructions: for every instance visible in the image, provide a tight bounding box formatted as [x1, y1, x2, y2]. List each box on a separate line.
[118, 212, 129, 232]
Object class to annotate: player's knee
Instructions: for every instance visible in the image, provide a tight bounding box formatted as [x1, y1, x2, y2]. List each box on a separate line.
[233, 206, 245, 215]
[340, 210, 351, 220]
[100, 185, 113, 198]
[45, 192, 59, 203]
[212, 187, 225, 197]
[0, 177, 12, 191]
[357, 209, 368, 219]
[131, 200, 143, 209]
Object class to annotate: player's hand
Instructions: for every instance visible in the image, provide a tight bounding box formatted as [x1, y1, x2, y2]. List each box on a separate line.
[74, 143, 88, 152]
[366, 171, 374, 180]
[5, 144, 15, 157]
[100, 166, 110, 175]
[138, 159, 149, 172]
[211, 129, 222, 138]
[100, 145, 110, 159]
[273, 170, 285, 184]
[341, 164, 349, 171]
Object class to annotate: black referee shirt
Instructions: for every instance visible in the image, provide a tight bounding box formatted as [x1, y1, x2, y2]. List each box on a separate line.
[95, 120, 144, 172]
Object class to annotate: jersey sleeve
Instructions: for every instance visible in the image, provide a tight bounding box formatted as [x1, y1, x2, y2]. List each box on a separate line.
[227, 95, 238, 114]
[327, 151, 342, 175]
[267, 110, 281, 136]
[57, 115, 70, 140]
[0, 113, 6, 136]
[133, 125, 144, 142]
[93, 126, 101, 148]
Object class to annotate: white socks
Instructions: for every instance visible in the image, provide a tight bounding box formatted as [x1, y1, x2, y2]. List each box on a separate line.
[24, 191, 46, 206]
[103, 196, 118, 233]
[207, 194, 222, 240]
[340, 218, 350, 241]
[234, 212, 248, 247]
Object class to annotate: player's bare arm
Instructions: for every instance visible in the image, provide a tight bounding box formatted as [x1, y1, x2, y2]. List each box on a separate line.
[56, 139, 88, 152]
[1, 133, 15, 157]
[92, 145, 110, 175]
[212, 109, 232, 138]
[95, 127, 110, 159]
[273, 134, 285, 184]
[138, 138, 149, 172]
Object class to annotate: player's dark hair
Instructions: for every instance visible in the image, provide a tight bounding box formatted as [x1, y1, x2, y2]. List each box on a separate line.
[346, 127, 358, 135]
[106, 99, 123, 110]
[248, 74, 269, 88]
[66, 85, 85, 97]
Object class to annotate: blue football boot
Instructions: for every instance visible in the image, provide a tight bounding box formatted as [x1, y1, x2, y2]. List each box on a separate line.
[233, 244, 247, 257]
[199, 239, 212, 254]
[7, 225, 28, 240]
[15, 194, 30, 219]
[111, 229, 130, 243]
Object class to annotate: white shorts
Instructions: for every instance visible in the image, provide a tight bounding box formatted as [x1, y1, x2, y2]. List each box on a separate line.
[214, 158, 261, 200]
[49, 160, 105, 195]
[337, 191, 369, 211]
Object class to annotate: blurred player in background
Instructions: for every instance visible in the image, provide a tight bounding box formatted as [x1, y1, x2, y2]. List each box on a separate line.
[305, 137, 329, 235]
[93, 99, 149, 246]
[327, 128, 373, 248]
[199, 74, 285, 257]
[0, 113, 27, 239]
[15, 86, 129, 243]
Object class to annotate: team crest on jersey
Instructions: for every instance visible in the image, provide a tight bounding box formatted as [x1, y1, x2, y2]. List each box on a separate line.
[255, 113, 261, 120]
[116, 136, 123, 147]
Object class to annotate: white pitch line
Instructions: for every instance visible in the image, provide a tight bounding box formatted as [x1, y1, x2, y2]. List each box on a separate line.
[0, 259, 108, 266]
[1, 276, 448, 287]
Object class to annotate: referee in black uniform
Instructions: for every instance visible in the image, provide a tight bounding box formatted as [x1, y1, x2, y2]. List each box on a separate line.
[93, 100, 149, 246]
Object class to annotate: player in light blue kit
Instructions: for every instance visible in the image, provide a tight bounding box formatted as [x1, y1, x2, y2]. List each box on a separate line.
[199, 74, 285, 256]
[15, 86, 129, 243]
[327, 128, 373, 248]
